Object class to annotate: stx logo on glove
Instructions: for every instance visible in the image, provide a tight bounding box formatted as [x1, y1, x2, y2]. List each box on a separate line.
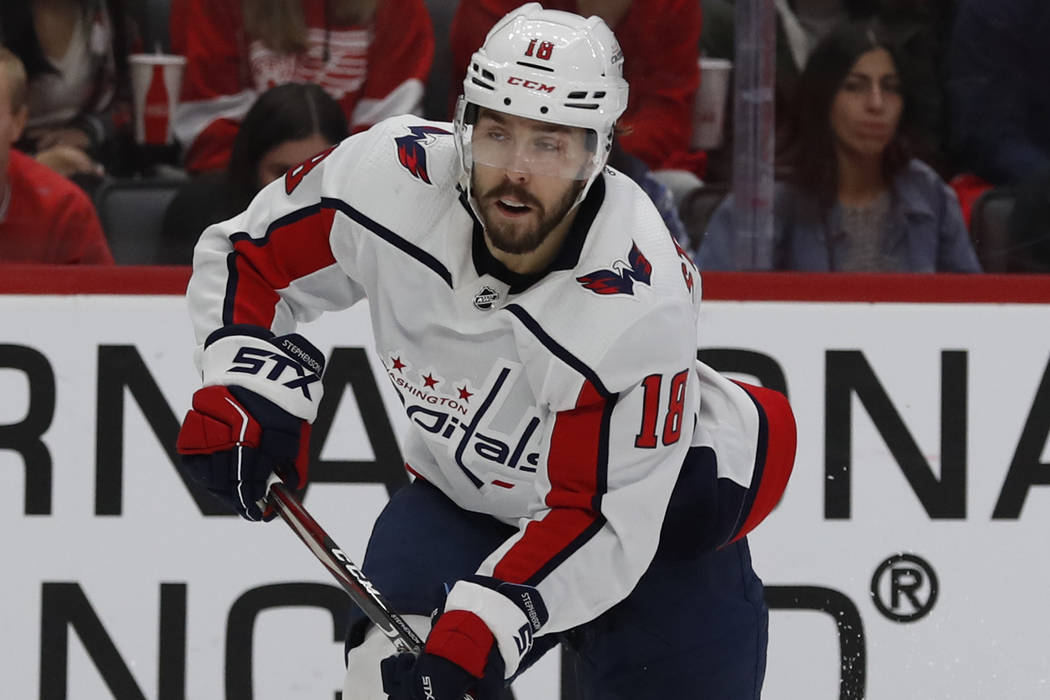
[228, 347, 321, 399]
[420, 675, 435, 700]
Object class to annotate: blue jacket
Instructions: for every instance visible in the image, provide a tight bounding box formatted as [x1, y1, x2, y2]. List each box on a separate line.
[948, 0, 1050, 184]
[697, 159, 982, 272]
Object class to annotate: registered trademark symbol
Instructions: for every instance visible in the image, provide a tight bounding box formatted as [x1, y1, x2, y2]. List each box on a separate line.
[870, 553, 939, 622]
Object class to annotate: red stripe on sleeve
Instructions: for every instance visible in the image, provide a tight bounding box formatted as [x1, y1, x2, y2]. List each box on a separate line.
[730, 383, 797, 542]
[229, 207, 338, 327]
[493, 381, 606, 584]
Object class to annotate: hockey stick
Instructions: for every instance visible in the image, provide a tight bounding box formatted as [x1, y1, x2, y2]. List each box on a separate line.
[266, 481, 424, 654]
[267, 482, 478, 700]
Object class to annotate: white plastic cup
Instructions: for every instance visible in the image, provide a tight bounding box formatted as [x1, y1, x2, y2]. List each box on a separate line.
[129, 54, 187, 145]
[692, 57, 733, 151]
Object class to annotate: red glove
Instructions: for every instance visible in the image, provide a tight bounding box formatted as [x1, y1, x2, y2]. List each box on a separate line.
[381, 578, 548, 699]
[176, 326, 325, 520]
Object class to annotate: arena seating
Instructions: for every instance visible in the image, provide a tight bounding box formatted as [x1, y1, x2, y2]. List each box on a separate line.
[93, 176, 186, 264]
[968, 187, 1017, 273]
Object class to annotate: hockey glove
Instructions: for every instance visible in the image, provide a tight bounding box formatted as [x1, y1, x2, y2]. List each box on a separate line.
[176, 326, 325, 521]
[380, 648, 503, 700]
[380, 577, 548, 699]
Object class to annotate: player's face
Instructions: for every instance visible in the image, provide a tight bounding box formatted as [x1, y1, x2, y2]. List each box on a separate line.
[470, 110, 590, 255]
[256, 133, 334, 188]
[830, 48, 903, 160]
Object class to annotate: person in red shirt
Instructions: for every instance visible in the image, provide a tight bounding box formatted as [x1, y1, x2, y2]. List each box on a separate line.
[449, 0, 703, 172]
[0, 46, 113, 264]
[171, 0, 434, 174]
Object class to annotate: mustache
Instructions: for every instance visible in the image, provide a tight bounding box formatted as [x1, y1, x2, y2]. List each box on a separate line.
[484, 183, 540, 209]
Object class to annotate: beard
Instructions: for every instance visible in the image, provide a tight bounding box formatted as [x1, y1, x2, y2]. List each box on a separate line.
[472, 171, 584, 255]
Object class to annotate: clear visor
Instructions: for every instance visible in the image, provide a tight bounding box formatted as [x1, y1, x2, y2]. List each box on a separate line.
[465, 111, 600, 181]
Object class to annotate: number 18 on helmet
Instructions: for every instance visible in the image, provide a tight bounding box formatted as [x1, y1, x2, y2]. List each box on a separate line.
[455, 3, 630, 199]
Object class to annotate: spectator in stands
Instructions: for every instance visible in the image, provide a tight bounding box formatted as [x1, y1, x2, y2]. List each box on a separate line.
[0, 46, 113, 264]
[449, 0, 703, 175]
[697, 20, 979, 272]
[170, 0, 433, 174]
[700, 0, 836, 119]
[699, 0, 953, 179]
[0, 0, 136, 181]
[948, 0, 1050, 187]
[704, 0, 953, 70]
[160, 82, 348, 264]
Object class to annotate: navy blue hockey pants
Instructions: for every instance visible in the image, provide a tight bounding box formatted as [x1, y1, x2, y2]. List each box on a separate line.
[344, 454, 768, 699]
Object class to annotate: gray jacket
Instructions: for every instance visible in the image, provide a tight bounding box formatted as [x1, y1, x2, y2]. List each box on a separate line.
[698, 159, 982, 272]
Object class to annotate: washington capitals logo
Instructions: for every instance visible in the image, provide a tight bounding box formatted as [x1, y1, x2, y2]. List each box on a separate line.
[395, 126, 451, 184]
[576, 242, 653, 295]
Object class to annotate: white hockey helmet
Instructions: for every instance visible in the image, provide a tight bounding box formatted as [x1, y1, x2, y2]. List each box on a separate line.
[454, 3, 629, 195]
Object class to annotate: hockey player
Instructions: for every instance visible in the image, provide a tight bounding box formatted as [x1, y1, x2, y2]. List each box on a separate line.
[175, 5, 796, 699]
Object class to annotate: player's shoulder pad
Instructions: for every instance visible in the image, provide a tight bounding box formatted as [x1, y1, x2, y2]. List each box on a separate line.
[320, 115, 460, 197]
[575, 168, 700, 306]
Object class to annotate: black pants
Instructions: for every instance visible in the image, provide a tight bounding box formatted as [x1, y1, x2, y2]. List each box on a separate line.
[346, 474, 767, 699]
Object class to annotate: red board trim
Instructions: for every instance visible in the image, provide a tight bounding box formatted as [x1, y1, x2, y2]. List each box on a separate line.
[1, 267, 1050, 303]
[700, 272, 1050, 303]
[0, 265, 191, 295]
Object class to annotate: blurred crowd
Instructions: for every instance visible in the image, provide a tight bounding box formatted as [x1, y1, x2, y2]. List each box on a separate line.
[0, 0, 1046, 271]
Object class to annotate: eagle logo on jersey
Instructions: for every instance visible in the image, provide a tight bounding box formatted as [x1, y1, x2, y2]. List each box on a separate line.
[395, 125, 451, 184]
[576, 242, 653, 295]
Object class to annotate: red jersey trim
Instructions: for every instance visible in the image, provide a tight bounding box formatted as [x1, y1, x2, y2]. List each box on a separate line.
[728, 382, 797, 544]
[493, 380, 610, 585]
[222, 205, 338, 327]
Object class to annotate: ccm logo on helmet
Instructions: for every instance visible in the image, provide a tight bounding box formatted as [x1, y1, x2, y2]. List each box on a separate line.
[507, 76, 555, 93]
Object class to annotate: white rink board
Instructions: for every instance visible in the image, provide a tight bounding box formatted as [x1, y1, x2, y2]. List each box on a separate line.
[1, 293, 1048, 699]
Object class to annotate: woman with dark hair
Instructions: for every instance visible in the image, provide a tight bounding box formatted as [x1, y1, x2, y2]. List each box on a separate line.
[698, 19, 980, 272]
[0, 0, 136, 179]
[159, 82, 348, 263]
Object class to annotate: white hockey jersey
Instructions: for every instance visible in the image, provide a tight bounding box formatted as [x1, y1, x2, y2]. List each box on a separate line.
[187, 115, 794, 637]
